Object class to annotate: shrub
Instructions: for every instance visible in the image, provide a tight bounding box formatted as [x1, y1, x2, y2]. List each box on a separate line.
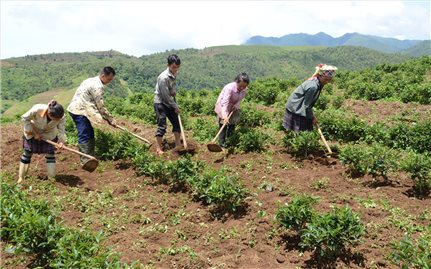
[275, 195, 319, 231]
[95, 130, 142, 160]
[388, 121, 431, 153]
[401, 152, 431, 196]
[300, 206, 365, 257]
[191, 170, 247, 212]
[283, 131, 322, 157]
[389, 230, 431, 269]
[339, 144, 369, 177]
[239, 103, 271, 128]
[340, 143, 398, 180]
[189, 117, 218, 142]
[237, 129, 269, 153]
[366, 144, 399, 181]
[0, 181, 133, 267]
[247, 78, 285, 106]
[318, 109, 367, 142]
[167, 155, 205, 187]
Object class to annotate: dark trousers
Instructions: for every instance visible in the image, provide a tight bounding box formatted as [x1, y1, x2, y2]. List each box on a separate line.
[69, 113, 94, 144]
[219, 123, 235, 148]
[154, 103, 180, 137]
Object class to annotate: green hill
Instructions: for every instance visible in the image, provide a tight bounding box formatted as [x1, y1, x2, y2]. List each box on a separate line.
[400, 40, 431, 57]
[1, 45, 412, 115]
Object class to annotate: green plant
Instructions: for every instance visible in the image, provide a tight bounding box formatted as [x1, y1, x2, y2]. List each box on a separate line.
[367, 144, 398, 181]
[311, 177, 329, 190]
[275, 194, 319, 231]
[193, 170, 247, 212]
[0, 180, 140, 268]
[300, 206, 365, 258]
[283, 130, 322, 157]
[401, 152, 431, 195]
[339, 144, 369, 177]
[389, 229, 431, 269]
[237, 129, 268, 153]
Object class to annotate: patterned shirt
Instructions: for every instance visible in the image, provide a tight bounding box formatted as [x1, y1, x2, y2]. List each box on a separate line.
[214, 82, 248, 119]
[154, 68, 178, 109]
[67, 76, 113, 124]
[285, 78, 323, 119]
[22, 104, 66, 142]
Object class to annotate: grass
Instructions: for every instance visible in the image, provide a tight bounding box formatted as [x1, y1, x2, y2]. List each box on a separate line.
[2, 87, 76, 117]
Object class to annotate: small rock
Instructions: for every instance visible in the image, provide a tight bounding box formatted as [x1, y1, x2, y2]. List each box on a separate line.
[276, 254, 286, 263]
[265, 184, 273, 192]
[377, 260, 387, 267]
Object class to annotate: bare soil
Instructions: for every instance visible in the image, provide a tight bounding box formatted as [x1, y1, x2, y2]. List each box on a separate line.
[1, 106, 430, 268]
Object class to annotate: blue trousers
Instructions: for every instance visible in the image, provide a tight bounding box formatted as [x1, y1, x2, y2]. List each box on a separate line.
[69, 113, 94, 144]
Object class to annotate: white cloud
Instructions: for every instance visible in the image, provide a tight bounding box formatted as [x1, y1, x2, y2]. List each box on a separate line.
[1, 0, 430, 59]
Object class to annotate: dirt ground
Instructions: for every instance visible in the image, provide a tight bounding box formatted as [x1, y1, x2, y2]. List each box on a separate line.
[1, 109, 430, 268]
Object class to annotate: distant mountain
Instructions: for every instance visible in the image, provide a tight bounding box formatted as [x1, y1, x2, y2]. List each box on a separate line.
[400, 40, 431, 57]
[245, 32, 427, 54]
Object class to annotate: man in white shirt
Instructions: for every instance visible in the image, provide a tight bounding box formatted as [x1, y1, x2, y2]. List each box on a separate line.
[67, 66, 117, 168]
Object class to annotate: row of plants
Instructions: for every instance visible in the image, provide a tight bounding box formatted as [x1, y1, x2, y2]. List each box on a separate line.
[93, 130, 248, 212]
[336, 56, 431, 104]
[0, 180, 141, 268]
[318, 108, 431, 153]
[275, 194, 365, 259]
[339, 143, 431, 196]
[106, 78, 429, 155]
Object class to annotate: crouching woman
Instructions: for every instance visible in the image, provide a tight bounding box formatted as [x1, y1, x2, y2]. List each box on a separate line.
[18, 100, 66, 183]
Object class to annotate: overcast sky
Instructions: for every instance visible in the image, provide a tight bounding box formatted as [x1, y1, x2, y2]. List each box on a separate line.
[1, 0, 430, 59]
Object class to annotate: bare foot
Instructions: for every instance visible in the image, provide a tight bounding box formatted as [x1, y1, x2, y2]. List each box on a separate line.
[17, 178, 23, 184]
[156, 149, 164, 156]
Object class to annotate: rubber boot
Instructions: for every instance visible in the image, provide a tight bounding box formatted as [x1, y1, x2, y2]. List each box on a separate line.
[46, 163, 56, 179]
[87, 139, 96, 157]
[219, 123, 227, 148]
[78, 142, 91, 164]
[18, 163, 30, 184]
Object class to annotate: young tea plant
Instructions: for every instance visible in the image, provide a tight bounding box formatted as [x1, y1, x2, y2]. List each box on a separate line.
[389, 229, 431, 269]
[401, 152, 431, 196]
[283, 131, 322, 158]
[299, 206, 365, 258]
[275, 194, 319, 231]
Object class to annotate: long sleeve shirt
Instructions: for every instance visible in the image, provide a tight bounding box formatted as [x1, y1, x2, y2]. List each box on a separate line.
[22, 104, 67, 142]
[285, 78, 323, 119]
[67, 76, 113, 124]
[214, 82, 248, 120]
[153, 68, 178, 109]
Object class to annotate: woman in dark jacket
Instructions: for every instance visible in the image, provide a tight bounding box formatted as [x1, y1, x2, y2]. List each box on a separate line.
[283, 64, 337, 132]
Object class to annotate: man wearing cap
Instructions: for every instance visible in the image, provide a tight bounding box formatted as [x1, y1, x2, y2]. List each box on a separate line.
[283, 64, 337, 132]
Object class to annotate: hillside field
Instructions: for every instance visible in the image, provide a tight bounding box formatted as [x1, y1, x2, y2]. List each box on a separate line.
[1, 54, 430, 269]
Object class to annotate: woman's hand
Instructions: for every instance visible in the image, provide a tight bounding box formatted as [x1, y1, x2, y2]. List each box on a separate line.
[56, 142, 64, 149]
[34, 132, 41, 141]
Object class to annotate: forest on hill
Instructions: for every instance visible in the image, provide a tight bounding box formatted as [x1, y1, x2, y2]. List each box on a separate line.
[245, 32, 430, 54]
[1, 45, 412, 104]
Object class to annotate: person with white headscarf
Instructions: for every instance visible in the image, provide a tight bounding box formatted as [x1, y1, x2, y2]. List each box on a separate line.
[283, 64, 337, 132]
